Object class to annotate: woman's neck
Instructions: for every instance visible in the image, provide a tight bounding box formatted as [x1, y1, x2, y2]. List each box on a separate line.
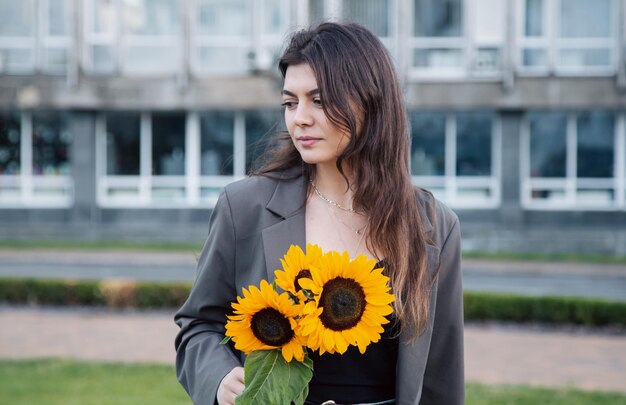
[312, 163, 355, 209]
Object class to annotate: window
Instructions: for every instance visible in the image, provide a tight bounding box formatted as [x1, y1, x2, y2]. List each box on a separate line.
[0, 111, 73, 207]
[84, 0, 118, 74]
[409, 0, 505, 78]
[122, 0, 181, 74]
[410, 111, 500, 207]
[309, 0, 395, 55]
[245, 110, 284, 173]
[517, 0, 617, 75]
[199, 112, 238, 204]
[97, 110, 281, 207]
[83, 0, 182, 75]
[522, 111, 625, 209]
[0, 0, 72, 74]
[193, 0, 290, 74]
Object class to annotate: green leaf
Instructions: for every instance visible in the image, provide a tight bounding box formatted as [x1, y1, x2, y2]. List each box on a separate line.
[220, 336, 232, 345]
[235, 350, 313, 405]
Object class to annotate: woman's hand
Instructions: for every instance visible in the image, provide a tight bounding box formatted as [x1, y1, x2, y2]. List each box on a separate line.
[217, 366, 245, 405]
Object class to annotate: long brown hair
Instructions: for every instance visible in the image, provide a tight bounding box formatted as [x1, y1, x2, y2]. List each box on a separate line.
[257, 22, 435, 338]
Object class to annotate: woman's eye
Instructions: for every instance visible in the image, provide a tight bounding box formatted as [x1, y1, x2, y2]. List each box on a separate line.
[313, 98, 323, 106]
[281, 101, 296, 110]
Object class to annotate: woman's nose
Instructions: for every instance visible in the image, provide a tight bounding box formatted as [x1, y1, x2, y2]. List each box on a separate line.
[293, 104, 313, 127]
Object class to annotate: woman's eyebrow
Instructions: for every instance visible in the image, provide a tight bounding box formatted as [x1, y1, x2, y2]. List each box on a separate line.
[281, 89, 320, 97]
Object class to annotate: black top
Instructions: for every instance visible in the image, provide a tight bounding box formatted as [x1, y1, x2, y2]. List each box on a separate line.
[306, 260, 398, 404]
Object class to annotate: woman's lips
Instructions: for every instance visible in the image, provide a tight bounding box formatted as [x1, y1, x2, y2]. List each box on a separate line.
[297, 136, 321, 147]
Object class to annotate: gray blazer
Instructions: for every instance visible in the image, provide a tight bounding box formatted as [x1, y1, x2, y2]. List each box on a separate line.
[175, 169, 464, 405]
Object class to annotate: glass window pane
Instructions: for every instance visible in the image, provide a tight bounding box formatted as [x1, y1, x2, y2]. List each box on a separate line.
[245, 111, 283, 173]
[125, 45, 179, 73]
[0, 49, 35, 73]
[90, 0, 116, 34]
[90, 45, 116, 73]
[308, 0, 325, 25]
[197, 0, 250, 36]
[577, 111, 614, 178]
[123, 0, 180, 36]
[522, 48, 547, 67]
[152, 113, 186, 175]
[263, 0, 288, 36]
[32, 112, 71, 176]
[410, 112, 446, 176]
[474, 48, 500, 71]
[42, 47, 68, 73]
[0, 111, 21, 175]
[524, 0, 543, 37]
[47, 0, 71, 36]
[343, 0, 390, 37]
[106, 112, 140, 175]
[414, 48, 463, 68]
[0, 1, 35, 36]
[558, 49, 611, 68]
[529, 112, 567, 178]
[456, 112, 492, 176]
[196, 46, 249, 73]
[414, 0, 462, 37]
[560, 0, 611, 38]
[200, 112, 235, 176]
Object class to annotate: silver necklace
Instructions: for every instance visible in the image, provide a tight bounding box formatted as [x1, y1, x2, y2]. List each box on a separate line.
[328, 204, 367, 235]
[310, 180, 356, 213]
[321, 201, 368, 258]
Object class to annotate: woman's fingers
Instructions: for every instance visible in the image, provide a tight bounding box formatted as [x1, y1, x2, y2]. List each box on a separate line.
[217, 367, 245, 405]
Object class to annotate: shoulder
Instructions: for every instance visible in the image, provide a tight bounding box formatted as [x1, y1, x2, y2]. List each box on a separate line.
[215, 168, 305, 236]
[223, 174, 279, 204]
[415, 188, 459, 248]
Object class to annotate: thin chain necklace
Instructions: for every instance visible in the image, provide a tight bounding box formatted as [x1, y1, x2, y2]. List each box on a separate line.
[328, 204, 367, 235]
[321, 201, 368, 258]
[310, 180, 356, 213]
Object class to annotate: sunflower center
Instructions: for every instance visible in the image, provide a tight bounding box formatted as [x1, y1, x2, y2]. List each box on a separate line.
[318, 277, 366, 331]
[294, 269, 312, 292]
[250, 308, 294, 346]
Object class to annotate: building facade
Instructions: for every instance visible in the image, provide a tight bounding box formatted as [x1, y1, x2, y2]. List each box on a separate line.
[0, 0, 625, 254]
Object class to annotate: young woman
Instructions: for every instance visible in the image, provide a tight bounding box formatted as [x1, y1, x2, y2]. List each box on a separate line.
[175, 22, 464, 405]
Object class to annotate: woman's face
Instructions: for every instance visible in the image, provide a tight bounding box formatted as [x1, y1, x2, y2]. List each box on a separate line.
[282, 63, 351, 168]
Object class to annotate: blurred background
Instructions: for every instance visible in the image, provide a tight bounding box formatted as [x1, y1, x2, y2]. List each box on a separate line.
[0, 0, 624, 254]
[0, 2, 625, 404]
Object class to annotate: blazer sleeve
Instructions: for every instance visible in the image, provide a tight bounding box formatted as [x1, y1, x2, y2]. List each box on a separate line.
[419, 217, 465, 404]
[174, 190, 242, 405]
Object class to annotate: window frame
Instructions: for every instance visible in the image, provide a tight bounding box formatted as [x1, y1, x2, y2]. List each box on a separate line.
[520, 111, 626, 210]
[96, 110, 251, 208]
[405, 0, 507, 81]
[410, 111, 502, 209]
[190, 0, 292, 76]
[0, 111, 74, 208]
[0, 0, 73, 75]
[516, 0, 620, 76]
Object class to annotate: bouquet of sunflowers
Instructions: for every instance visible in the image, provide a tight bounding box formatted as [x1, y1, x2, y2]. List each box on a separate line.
[223, 244, 395, 405]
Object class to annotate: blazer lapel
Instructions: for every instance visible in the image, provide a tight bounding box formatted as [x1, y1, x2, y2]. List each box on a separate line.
[262, 171, 307, 282]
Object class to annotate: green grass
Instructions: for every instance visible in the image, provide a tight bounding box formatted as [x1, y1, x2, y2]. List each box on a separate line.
[0, 359, 190, 405]
[465, 383, 626, 405]
[1, 359, 625, 405]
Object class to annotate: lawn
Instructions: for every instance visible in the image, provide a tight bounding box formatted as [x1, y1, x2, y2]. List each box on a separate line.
[1, 359, 625, 405]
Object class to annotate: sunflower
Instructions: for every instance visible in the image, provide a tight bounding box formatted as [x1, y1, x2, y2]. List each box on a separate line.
[298, 251, 395, 355]
[274, 244, 323, 302]
[225, 279, 306, 362]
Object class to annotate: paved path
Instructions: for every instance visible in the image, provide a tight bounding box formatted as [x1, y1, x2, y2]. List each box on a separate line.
[1, 306, 625, 394]
[1, 249, 625, 301]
